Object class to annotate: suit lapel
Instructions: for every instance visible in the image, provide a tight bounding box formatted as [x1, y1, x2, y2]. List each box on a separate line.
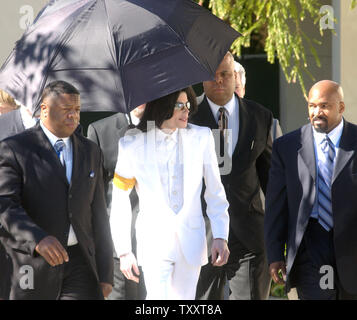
[34, 124, 69, 186]
[332, 121, 356, 184]
[145, 129, 168, 205]
[233, 97, 255, 159]
[179, 127, 193, 212]
[298, 124, 316, 181]
[196, 97, 219, 129]
[70, 132, 87, 190]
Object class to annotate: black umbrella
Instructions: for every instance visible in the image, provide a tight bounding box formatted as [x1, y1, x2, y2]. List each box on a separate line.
[0, 0, 240, 114]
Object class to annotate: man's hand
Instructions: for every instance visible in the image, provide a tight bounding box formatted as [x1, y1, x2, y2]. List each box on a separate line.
[100, 282, 113, 299]
[35, 236, 69, 267]
[119, 252, 140, 283]
[269, 261, 286, 285]
[211, 238, 230, 267]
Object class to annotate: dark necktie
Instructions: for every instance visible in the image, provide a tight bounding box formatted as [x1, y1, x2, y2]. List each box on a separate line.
[218, 107, 228, 157]
[54, 139, 67, 172]
[317, 135, 335, 231]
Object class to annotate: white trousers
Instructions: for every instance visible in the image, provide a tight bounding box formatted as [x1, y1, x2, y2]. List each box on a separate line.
[141, 235, 201, 300]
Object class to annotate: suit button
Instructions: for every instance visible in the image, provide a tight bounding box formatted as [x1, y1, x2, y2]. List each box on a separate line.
[68, 194, 72, 199]
[69, 212, 73, 218]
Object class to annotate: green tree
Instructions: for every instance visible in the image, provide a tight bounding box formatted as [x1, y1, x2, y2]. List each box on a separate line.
[197, 0, 356, 99]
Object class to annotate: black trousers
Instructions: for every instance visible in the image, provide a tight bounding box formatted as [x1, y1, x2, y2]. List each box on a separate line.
[107, 257, 146, 300]
[226, 251, 271, 300]
[0, 243, 11, 300]
[196, 234, 271, 300]
[195, 263, 227, 300]
[291, 218, 357, 300]
[59, 245, 103, 300]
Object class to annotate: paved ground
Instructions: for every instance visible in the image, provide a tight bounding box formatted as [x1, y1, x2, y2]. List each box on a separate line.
[269, 288, 299, 300]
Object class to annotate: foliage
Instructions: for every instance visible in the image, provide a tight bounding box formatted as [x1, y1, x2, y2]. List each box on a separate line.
[270, 281, 287, 298]
[196, 0, 356, 99]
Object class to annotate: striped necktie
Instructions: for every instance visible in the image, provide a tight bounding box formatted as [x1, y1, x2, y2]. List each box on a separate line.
[54, 139, 66, 168]
[317, 135, 335, 231]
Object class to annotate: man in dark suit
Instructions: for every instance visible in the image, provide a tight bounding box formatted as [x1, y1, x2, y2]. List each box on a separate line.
[0, 106, 26, 299]
[0, 80, 113, 300]
[265, 80, 357, 299]
[0, 105, 38, 141]
[0, 98, 38, 299]
[87, 104, 146, 300]
[190, 52, 272, 300]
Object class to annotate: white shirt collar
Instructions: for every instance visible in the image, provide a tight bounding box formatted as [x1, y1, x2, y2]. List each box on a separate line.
[40, 121, 71, 148]
[155, 127, 179, 144]
[20, 105, 37, 129]
[207, 94, 236, 118]
[125, 112, 141, 126]
[130, 112, 140, 126]
[313, 118, 344, 147]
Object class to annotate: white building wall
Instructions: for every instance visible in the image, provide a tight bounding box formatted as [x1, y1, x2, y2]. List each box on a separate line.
[0, 1, 45, 65]
[339, 0, 357, 123]
[279, 1, 333, 134]
[280, 0, 357, 133]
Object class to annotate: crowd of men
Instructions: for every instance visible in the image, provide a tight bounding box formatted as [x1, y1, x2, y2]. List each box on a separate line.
[1, 51, 357, 300]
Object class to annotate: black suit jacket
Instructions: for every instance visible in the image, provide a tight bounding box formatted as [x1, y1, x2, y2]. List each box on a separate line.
[190, 94, 273, 255]
[265, 120, 357, 294]
[0, 123, 114, 299]
[0, 108, 25, 298]
[0, 109, 25, 141]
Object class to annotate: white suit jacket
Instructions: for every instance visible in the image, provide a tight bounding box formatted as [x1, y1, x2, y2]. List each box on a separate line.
[110, 124, 229, 266]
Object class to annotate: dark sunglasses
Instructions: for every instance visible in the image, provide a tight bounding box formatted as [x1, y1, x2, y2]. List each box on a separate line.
[174, 101, 191, 111]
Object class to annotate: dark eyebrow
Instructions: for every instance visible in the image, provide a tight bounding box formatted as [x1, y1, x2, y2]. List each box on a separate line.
[308, 101, 329, 105]
[61, 104, 80, 108]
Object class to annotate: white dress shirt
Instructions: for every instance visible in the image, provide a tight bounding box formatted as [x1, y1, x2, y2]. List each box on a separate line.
[126, 111, 141, 126]
[207, 95, 239, 157]
[40, 121, 78, 246]
[155, 128, 184, 214]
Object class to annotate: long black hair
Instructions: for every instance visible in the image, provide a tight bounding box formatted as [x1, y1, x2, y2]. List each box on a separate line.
[137, 87, 197, 132]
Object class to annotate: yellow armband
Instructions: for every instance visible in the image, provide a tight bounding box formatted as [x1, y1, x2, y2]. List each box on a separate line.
[113, 173, 136, 191]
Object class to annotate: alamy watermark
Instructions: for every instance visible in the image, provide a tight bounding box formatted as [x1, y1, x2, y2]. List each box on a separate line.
[319, 265, 334, 290]
[320, 5, 335, 30]
[19, 265, 34, 290]
[18, 3, 336, 31]
[19, 5, 34, 30]
[18, 2, 48, 30]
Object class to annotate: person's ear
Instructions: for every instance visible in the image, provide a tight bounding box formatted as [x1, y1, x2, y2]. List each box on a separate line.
[339, 101, 345, 114]
[234, 70, 238, 80]
[41, 103, 48, 117]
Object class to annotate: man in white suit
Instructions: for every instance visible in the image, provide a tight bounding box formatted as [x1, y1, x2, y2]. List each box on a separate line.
[110, 87, 230, 300]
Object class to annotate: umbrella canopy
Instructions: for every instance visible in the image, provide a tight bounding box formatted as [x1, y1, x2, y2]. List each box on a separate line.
[0, 0, 240, 114]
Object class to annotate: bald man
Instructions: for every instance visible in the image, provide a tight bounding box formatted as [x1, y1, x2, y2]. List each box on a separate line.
[265, 80, 357, 299]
